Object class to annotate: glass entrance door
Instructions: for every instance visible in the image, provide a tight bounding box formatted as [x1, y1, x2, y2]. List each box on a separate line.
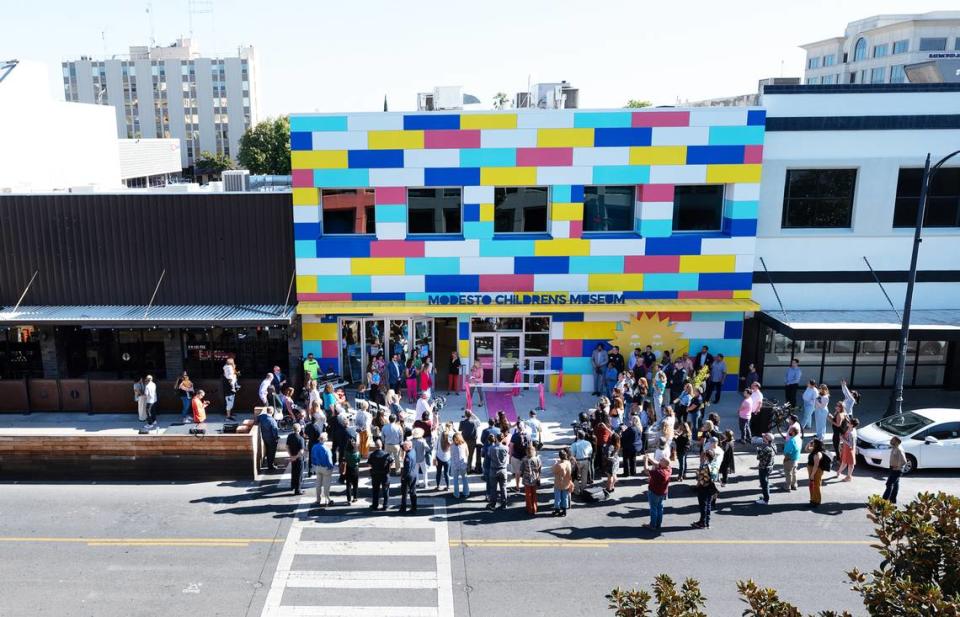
[497, 335, 521, 383]
[472, 334, 496, 385]
[338, 317, 432, 384]
[341, 319, 362, 383]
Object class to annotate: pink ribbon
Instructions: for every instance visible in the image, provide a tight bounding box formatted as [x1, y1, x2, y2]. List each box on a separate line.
[538, 382, 546, 410]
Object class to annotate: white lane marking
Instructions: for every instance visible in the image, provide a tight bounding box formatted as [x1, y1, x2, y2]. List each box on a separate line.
[295, 540, 437, 556]
[260, 498, 306, 617]
[432, 499, 455, 617]
[286, 570, 437, 589]
[276, 607, 438, 617]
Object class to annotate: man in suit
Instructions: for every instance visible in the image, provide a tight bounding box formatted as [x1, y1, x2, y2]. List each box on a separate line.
[398, 440, 418, 513]
[694, 345, 714, 372]
[388, 353, 403, 392]
[367, 438, 393, 511]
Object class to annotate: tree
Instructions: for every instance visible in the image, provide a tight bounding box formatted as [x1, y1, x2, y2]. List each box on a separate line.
[194, 150, 234, 180]
[625, 99, 652, 108]
[608, 492, 960, 616]
[237, 116, 291, 175]
[493, 92, 509, 110]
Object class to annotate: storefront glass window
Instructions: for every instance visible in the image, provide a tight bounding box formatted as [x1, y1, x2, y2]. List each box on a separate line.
[471, 318, 497, 333]
[524, 317, 551, 332]
[0, 327, 42, 378]
[181, 327, 287, 380]
[389, 320, 411, 363]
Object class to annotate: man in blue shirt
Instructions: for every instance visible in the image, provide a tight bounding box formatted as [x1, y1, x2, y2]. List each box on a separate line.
[784, 359, 802, 409]
[310, 432, 335, 507]
[257, 408, 280, 471]
[399, 440, 418, 514]
[782, 426, 802, 491]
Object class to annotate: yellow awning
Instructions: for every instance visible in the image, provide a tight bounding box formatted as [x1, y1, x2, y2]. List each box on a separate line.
[297, 298, 759, 316]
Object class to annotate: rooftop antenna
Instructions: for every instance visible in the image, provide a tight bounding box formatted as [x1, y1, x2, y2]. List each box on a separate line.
[146, 2, 155, 47]
[188, 0, 214, 40]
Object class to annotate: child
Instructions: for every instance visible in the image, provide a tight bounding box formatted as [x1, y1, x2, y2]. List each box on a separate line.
[674, 422, 691, 480]
[719, 430, 736, 487]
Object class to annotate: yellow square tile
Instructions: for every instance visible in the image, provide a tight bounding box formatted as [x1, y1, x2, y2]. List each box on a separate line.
[351, 257, 405, 275]
[291, 150, 348, 168]
[479, 203, 495, 222]
[480, 167, 538, 186]
[588, 273, 644, 291]
[296, 275, 317, 293]
[706, 164, 762, 183]
[629, 146, 687, 165]
[303, 322, 338, 341]
[551, 202, 584, 221]
[534, 238, 591, 256]
[679, 255, 736, 273]
[563, 321, 617, 339]
[368, 130, 424, 150]
[537, 128, 594, 148]
[461, 114, 518, 129]
[292, 188, 319, 206]
[733, 290, 753, 299]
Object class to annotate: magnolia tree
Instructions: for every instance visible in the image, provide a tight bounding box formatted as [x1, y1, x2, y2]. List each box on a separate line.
[607, 492, 960, 617]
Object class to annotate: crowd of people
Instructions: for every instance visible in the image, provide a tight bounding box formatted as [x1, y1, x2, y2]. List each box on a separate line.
[136, 348, 905, 531]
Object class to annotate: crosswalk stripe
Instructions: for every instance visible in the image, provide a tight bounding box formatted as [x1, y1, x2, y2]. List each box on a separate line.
[276, 607, 438, 617]
[286, 570, 437, 589]
[294, 540, 438, 556]
[300, 516, 439, 529]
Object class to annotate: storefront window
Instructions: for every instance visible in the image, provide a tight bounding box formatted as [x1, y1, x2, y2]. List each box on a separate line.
[524, 317, 551, 332]
[0, 327, 42, 378]
[181, 327, 288, 380]
[760, 325, 949, 389]
[341, 320, 361, 383]
[64, 328, 166, 379]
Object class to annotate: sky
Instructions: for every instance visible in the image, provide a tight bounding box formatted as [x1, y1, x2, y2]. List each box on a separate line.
[1, 0, 950, 117]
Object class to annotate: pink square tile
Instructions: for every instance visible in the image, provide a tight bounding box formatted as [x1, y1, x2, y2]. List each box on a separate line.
[375, 187, 407, 204]
[744, 145, 764, 164]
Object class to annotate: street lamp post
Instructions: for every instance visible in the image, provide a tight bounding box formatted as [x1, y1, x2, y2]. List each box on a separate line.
[886, 149, 960, 417]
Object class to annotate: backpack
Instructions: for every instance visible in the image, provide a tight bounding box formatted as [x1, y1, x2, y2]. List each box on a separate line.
[818, 451, 832, 472]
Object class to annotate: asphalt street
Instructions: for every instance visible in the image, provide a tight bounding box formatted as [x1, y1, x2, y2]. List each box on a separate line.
[3, 454, 959, 617]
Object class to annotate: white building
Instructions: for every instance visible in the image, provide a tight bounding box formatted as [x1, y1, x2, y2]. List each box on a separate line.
[801, 11, 960, 85]
[749, 83, 960, 389]
[62, 38, 261, 169]
[0, 60, 121, 192]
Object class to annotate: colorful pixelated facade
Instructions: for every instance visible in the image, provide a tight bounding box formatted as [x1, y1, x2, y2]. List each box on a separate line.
[292, 108, 764, 393]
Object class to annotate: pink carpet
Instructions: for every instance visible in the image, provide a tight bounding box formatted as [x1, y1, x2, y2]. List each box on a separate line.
[483, 389, 518, 424]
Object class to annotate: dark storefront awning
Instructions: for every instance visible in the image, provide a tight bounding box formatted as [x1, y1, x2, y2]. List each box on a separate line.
[758, 309, 960, 340]
[0, 305, 295, 327]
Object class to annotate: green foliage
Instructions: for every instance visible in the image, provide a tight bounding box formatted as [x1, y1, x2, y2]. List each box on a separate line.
[848, 492, 960, 616]
[493, 92, 509, 110]
[609, 493, 960, 616]
[237, 116, 291, 175]
[691, 365, 710, 393]
[607, 575, 707, 617]
[194, 150, 234, 179]
[625, 99, 652, 108]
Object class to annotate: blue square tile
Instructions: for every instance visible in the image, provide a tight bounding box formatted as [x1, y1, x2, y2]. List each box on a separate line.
[747, 110, 766, 126]
[348, 149, 404, 168]
[425, 275, 480, 293]
[425, 167, 480, 186]
[644, 237, 702, 255]
[724, 320, 744, 340]
[290, 131, 313, 151]
[403, 114, 460, 130]
[570, 185, 585, 202]
[594, 127, 652, 147]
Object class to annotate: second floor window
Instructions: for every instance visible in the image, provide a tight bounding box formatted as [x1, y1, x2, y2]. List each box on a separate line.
[494, 187, 548, 233]
[322, 189, 376, 235]
[583, 186, 636, 232]
[673, 185, 724, 232]
[894, 168, 960, 228]
[781, 169, 857, 229]
[853, 38, 867, 61]
[407, 188, 462, 234]
[919, 37, 947, 51]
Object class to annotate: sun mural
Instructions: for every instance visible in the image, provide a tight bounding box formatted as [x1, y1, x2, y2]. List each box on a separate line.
[608, 313, 688, 359]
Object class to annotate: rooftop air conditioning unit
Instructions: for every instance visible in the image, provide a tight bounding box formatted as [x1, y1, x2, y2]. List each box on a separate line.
[223, 170, 250, 192]
[515, 92, 530, 108]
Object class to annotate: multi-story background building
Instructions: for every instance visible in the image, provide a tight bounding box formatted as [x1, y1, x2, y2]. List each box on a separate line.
[290, 107, 765, 394]
[801, 11, 960, 85]
[62, 38, 260, 170]
[748, 83, 960, 390]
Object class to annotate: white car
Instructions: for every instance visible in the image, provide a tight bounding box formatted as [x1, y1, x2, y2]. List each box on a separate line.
[857, 408, 960, 474]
